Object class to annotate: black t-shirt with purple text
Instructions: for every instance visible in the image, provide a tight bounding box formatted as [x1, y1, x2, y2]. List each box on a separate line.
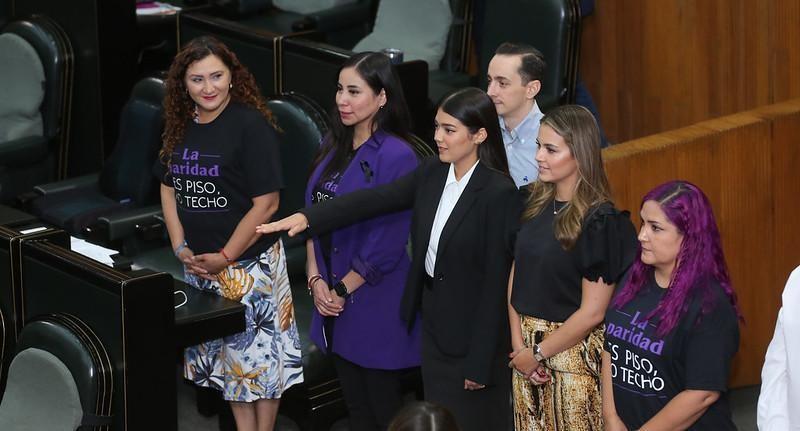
[604, 273, 739, 430]
[156, 102, 283, 260]
[311, 149, 354, 275]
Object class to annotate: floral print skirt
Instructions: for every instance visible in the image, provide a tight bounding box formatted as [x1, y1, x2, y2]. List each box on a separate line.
[183, 240, 304, 402]
[512, 315, 604, 431]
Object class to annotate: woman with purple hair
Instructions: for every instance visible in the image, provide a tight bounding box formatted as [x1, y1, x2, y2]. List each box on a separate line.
[602, 181, 742, 430]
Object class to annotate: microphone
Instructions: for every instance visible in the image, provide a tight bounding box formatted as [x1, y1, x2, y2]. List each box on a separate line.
[360, 160, 374, 182]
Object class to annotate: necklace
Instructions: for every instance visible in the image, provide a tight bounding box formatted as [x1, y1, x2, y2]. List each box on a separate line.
[553, 199, 566, 215]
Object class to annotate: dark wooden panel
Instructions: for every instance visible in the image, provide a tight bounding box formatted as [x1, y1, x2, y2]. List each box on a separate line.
[581, 0, 800, 143]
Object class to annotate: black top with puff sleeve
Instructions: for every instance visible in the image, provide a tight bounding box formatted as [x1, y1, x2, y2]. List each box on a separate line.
[511, 199, 638, 322]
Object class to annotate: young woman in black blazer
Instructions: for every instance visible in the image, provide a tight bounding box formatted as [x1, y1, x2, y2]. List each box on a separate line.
[258, 87, 522, 431]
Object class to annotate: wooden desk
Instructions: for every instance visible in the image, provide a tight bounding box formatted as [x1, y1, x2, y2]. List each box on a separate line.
[173, 279, 246, 347]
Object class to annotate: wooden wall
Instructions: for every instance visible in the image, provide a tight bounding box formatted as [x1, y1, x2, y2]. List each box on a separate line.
[602, 98, 800, 387]
[581, 0, 800, 143]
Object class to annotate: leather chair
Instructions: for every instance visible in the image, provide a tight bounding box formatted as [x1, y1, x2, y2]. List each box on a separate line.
[211, 0, 377, 49]
[429, 0, 476, 102]
[0, 16, 73, 204]
[408, 134, 437, 159]
[439, 0, 472, 74]
[352, 0, 452, 70]
[267, 93, 328, 278]
[18, 237, 175, 429]
[280, 37, 432, 139]
[478, 0, 581, 110]
[0, 225, 68, 399]
[431, 0, 582, 112]
[28, 76, 166, 241]
[180, 11, 281, 96]
[0, 300, 9, 397]
[0, 314, 113, 430]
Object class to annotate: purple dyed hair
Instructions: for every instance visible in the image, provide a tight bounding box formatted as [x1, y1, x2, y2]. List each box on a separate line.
[612, 181, 742, 336]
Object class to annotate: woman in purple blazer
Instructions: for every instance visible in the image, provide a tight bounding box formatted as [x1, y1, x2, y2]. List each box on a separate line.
[304, 52, 420, 431]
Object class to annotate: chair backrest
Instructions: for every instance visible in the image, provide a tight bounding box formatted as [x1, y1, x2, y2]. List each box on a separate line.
[478, 0, 581, 111]
[439, 0, 473, 73]
[0, 226, 68, 399]
[98, 76, 166, 206]
[0, 302, 8, 396]
[0, 32, 44, 143]
[281, 38, 432, 139]
[408, 134, 436, 159]
[212, 0, 271, 16]
[280, 37, 351, 111]
[2, 16, 74, 178]
[265, 93, 327, 277]
[19, 239, 175, 429]
[352, 0, 452, 71]
[267, 92, 328, 220]
[0, 314, 113, 430]
[179, 12, 279, 96]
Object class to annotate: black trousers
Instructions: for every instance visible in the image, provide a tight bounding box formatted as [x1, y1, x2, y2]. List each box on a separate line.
[333, 355, 407, 431]
[421, 328, 512, 431]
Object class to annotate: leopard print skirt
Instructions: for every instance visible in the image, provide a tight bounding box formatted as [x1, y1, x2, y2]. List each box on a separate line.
[512, 315, 604, 431]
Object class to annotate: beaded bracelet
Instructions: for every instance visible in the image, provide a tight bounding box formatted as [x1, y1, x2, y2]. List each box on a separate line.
[218, 248, 233, 263]
[174, 240, 188, 257]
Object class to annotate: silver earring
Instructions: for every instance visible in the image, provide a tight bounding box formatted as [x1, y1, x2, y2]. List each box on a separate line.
[229, 83, 233, 89]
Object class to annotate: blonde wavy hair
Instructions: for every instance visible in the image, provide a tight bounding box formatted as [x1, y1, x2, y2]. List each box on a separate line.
[523, 105, 612, 249]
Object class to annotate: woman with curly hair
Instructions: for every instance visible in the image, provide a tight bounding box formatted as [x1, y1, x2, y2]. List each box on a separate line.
[156, 36, 303, 431]
[602, 181, 741, 430]
[507, 105, 637, 430]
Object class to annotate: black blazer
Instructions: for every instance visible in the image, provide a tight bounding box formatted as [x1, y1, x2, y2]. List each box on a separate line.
[302, 157, 522, 384]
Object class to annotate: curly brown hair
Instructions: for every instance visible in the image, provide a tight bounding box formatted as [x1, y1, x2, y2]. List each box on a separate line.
[159, 36, 274, 165]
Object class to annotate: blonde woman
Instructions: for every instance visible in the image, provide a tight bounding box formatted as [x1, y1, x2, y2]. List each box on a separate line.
[507, 105, 637, 430]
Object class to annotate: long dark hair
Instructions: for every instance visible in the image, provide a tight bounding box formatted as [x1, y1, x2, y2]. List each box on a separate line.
[314, 51, 413, 179]
[612, 181, 742, 336]
[160, 36, 272, 165]
[437, 87, 509, 175]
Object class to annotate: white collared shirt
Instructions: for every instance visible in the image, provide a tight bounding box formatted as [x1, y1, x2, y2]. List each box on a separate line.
[758, 265, 800, 430]
[499, 101, 544, 188]
[424, 160, 479, 277]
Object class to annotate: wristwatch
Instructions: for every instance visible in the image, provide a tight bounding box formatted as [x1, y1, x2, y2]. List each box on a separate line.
[332, 280, 350, 299]
[532, 344, 546, 362]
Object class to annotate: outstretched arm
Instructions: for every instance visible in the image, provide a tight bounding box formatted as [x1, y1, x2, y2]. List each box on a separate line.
[258, 159, 428, 237]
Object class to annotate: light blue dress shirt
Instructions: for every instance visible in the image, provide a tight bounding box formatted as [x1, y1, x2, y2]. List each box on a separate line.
[499, 102, 544, 188]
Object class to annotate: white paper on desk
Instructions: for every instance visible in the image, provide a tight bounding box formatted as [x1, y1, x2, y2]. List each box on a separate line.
[70, 236, 118, 267]
[136, 2, 181, 15]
